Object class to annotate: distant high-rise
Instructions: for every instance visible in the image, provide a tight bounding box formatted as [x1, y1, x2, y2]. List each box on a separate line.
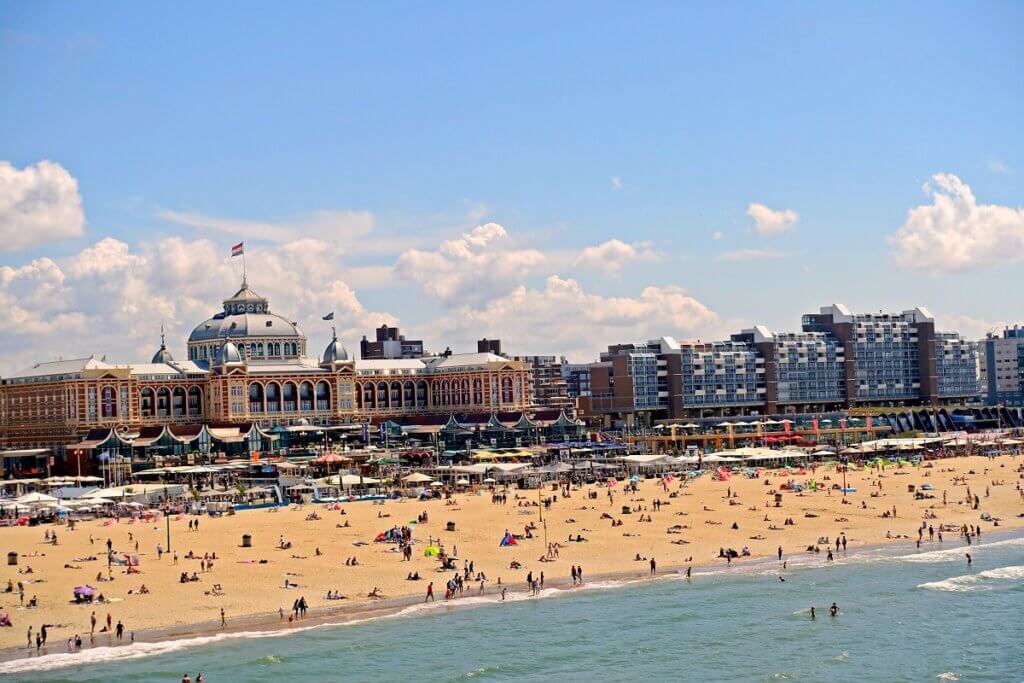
[979, 327, 1024, 406]
[360, 325, 424, 359]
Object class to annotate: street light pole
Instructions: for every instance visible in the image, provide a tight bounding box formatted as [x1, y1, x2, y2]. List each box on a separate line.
[164, 484, 171, 552]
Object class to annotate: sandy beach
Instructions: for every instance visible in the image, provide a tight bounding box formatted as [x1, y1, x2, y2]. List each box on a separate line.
[1, 454, 1022, 659]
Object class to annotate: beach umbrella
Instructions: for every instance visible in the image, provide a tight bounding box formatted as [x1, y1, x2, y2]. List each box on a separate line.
[15, 492, 58, 505]
[73, 585, 96, 596]
[483, 477, 496, 483]
[456, 478, 470, 486]
[401, 472, 433, 484]
[430, 481, 444, 487]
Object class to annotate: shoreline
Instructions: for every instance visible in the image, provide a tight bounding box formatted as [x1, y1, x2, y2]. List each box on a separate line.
[4, 524, 1021, 673]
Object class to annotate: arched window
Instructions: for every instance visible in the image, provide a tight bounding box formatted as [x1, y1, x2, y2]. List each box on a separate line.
[316, 381, 331, 411]
[403, 381, 415, 407]
[377, 381, 389, 408]
[101, 387, 117, 418]
[299, 381, 314, 411]
[282, 381, 298, 411]
[265, 382, 281, 412]
[140, 388, 155, 418]
[187, 386, 203, 417]
[362, 382, 375, 409]
[157, 387, 171, 417]
[416, 381, 428, 407]
[390, 381, 402, 407]
[442, 380, 451, 406]
[473, 378, 483, 405]
[172, 387, 186, 417]
[249, 383, 264, 413]
[431, 381, 440, 407]
[501, 376, 514, 403]
[461, 379, 470, 405]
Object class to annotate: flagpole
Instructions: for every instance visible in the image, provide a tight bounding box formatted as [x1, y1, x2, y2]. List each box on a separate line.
[242, 249, 247, 284]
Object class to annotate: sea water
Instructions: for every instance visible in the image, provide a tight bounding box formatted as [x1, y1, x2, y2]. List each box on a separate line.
[6, 532, 1024, 682]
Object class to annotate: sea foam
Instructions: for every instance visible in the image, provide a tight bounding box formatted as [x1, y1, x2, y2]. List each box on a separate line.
[918, 564, 1024, 593]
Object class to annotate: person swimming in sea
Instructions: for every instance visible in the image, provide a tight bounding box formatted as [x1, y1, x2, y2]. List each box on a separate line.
[829, 602, 839, 617]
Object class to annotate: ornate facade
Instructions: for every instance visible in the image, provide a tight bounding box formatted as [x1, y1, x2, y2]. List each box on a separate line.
[0, 280, 532, 450]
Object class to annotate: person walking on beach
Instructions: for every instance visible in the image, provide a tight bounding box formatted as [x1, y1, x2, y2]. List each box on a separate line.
[571, 565, 578, 585]
[90, 611, 96, 635]
[810, 606, 816, 620]
[778, 546, 783, 561]
[650, 557, 656, 575]
[425, 582, 434, 602]
[220, 608, 226, 628]
[115, 620, 124, 641]
[577, 565, 583, 584]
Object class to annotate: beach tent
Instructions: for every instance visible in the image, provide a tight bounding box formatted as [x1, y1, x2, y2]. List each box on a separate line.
[423, 546, 440, 557]
[499, 533, 518, 547]
[401, 472, 433, 484]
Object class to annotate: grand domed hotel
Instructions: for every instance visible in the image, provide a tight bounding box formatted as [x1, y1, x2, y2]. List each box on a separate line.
[0, 279, 534, 454]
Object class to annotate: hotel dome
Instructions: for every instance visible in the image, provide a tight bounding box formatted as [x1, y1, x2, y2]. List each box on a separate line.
[187, 280, 308, 363]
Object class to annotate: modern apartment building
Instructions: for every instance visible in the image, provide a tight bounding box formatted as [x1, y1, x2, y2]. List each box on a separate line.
[801, 305, 978, 406]
[581, 337, 682, 428]
[359, 325, 425, 360]
[561, 360, 593, 400]
[679, 339, 764, 411]
[979, 327, 1024, 405]
[731, 326, 846, 414]
[509, 354, 572, 411]
[579, 304, 979, 426]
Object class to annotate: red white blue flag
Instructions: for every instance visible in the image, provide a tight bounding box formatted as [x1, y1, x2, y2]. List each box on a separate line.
[231, 242, 244, 257]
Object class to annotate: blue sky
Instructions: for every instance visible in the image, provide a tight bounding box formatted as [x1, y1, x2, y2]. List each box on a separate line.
[1, 2, 1022, 371]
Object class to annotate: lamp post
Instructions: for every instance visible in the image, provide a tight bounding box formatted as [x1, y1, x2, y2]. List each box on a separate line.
[164, 483, 171, 553]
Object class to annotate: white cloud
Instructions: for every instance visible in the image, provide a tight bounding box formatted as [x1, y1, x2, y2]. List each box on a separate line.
[716, 248, 783, 262]
[0, 160, 85, 251]
[987, 158, 1010, 175]
[394, 223, 548, 306]
[611, 176, 623, 190]
[891, 173, 1024, 272]
[573, 239, 658, 277]
[0, 236, 393, 374]
[427, 275, 720, 359]
[157, 208, 378, 248]
[746, 202, 799, 236]
[712, 231, 724, 241]
[938, 313, 1011, 341]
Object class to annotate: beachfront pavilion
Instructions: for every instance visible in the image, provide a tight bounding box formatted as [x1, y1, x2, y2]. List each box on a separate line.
[0, 448, 52, 479]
